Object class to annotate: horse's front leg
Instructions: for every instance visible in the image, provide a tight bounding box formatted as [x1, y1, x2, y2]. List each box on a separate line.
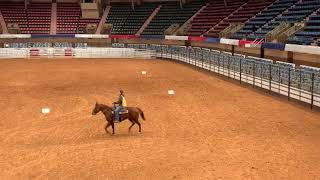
[111, 122, 115, 134]
[105, 122, 112, 134]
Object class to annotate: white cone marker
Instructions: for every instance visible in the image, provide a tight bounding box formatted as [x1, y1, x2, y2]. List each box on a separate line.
[168, 90, 175, 95]
[42, 107, 50, 114]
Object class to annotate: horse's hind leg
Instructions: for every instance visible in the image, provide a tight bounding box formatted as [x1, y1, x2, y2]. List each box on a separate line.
[128, 121, 135, 132]
[133, 114, 141, 133]
[136, 121, 141, 133]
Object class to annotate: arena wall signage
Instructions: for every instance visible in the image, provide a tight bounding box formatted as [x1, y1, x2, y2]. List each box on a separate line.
[1, 34, 320, 56]
[0, 34, 31, 38]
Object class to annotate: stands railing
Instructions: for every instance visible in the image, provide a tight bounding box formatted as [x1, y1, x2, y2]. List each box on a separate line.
[278, 21, 305, 43]
[266, 21, 290, 42]
[219, 23, 244, 38]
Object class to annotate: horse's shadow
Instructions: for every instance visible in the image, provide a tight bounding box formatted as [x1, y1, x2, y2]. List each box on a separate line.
[93, 131, 151, 140]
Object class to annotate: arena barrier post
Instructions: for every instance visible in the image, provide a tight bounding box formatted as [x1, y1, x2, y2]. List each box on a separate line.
[194, 48, 197, 67]
[212, 54, 215, 72]
[239, 58, 242, 84]
[196, 50, 199, 68]
[278, 66, 281, 94]
[311, 73, 315, 109]
[188, 47, 190, 64]
[231, 45, 234, 56]
[201, 49, 204, 68]
[209, 50, 212, 72]
[222, 55, 225, 76]
[260, 63, 263, 89]
[299, 70, 302, 101]
[253, 60, 256, 88]
[166, 46, 169, 59]
[269, 64, 272, 93]
[227, 55, 230, 78]
[218, 54, 221, 75]
[288, 68, 291, 100]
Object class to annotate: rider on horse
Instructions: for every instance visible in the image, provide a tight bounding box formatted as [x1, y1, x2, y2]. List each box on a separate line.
[113, 90, 127, 123]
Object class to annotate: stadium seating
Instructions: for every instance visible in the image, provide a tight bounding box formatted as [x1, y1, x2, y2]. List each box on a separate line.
[233, 0, 299, 39]
[187, 0, 245, 36]
[106, 3, 157, 34]
[0, 0, 319, 46]
[249, 0, 320, 40]
[288, 11, 320, 45]
[1, 2, 51, 34]
[206, 0, 274, 37]
[57, 3, 100, 34]
[141, 1, 205, 35]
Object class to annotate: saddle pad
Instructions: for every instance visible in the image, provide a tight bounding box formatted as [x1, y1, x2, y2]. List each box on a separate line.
[119, 110, 129, 114]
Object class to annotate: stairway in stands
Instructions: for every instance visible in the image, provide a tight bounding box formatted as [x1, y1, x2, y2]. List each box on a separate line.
[106, 3, 157, 35]
[288, 7, 320, 45]
[57, 3, 100, 34]
[1, 1, 51, 34]
[187, 0, 245, 36]
[206, 0, 274, 37]
[141, 1, 205, 35]
[249, 0, 320, 40]
[233, 0, 299, 39]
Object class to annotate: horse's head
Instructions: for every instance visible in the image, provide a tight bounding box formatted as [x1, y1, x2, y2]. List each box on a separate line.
[92, 102, 101, 115]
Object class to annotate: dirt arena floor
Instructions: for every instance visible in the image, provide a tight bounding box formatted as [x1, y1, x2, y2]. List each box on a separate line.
[0, 58, 320, 180]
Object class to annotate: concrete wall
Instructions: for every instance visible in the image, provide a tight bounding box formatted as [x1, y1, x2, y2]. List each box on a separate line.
[31, 0, 52, 2]
[56, 0, 79, 3]
[81, 3, 99, 18]
[1, 38, 319, 67]
[293, 52, 320, 67]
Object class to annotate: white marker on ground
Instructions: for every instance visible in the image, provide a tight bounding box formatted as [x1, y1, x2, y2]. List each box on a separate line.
[168, 90, 175, 95]
[141, 71, 147, 75]
[42, 107, 50, 114]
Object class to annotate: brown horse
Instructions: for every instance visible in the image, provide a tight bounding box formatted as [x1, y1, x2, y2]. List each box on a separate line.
[91, 102, 145, 134]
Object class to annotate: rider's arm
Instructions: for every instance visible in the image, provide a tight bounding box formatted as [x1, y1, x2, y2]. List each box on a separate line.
[114, 95, 123, 104]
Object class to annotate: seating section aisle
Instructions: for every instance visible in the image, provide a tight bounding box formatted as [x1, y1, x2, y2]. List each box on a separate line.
[106, 3, 157, 34]
[288, 11, 320, 45]
[249, 0, 320, 40]
[141, 1, 205, 35]
[1, 2, 51, 34]
[187, 0, 245, 36]
[206, 0, 274, 37]
[233, 0, 298, 39]
[57, 3, 100, 34]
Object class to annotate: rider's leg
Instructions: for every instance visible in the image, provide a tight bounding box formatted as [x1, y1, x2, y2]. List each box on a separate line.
[114, 106, 122, 121]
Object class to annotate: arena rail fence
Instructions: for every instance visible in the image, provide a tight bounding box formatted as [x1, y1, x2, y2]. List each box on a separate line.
[122, 43, 320, 109]
[0, 47, 154, 59]
[0, 45, 319, 109]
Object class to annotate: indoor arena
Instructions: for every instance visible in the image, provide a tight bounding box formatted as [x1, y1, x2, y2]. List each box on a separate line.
[1, 0, 320, 179]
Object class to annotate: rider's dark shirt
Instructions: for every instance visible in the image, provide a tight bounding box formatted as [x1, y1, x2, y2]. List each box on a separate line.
[117, 95, 123, 106]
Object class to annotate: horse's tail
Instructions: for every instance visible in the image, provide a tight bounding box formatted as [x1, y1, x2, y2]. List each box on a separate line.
[137, 107, 145, 121]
